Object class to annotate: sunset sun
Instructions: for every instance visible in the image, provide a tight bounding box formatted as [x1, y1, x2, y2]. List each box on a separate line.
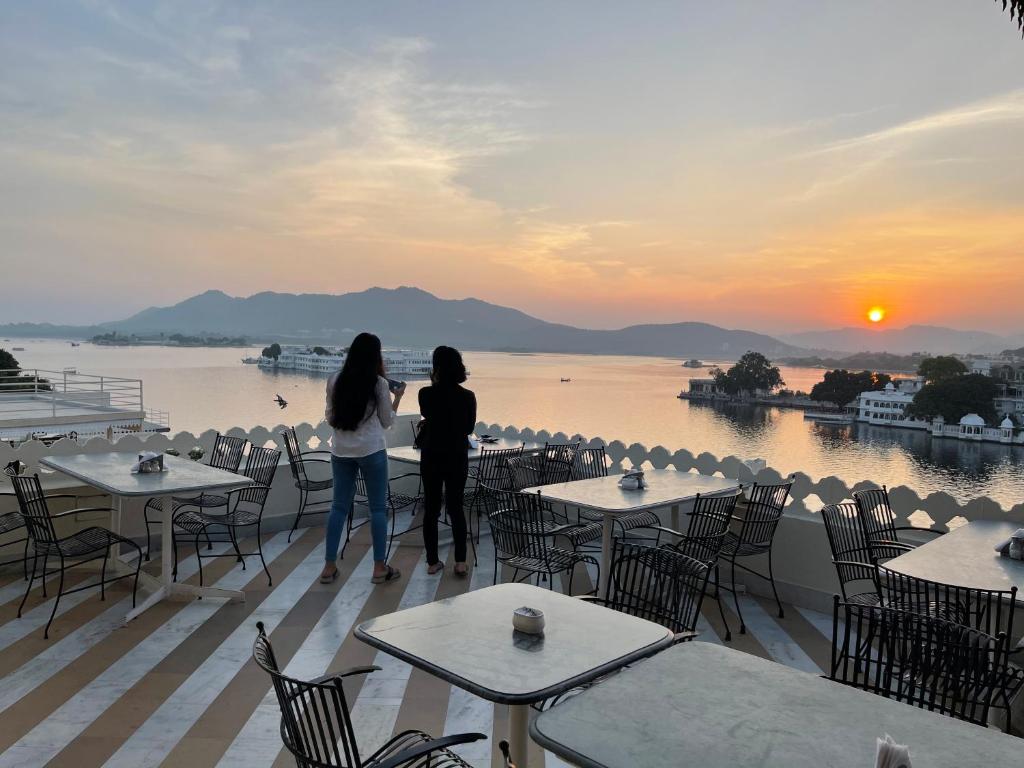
[867, 307, 886, 324]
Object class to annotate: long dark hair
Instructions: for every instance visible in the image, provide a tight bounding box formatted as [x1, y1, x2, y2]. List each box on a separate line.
[431, 345, 467, 386]
[330, 332, 385, 431]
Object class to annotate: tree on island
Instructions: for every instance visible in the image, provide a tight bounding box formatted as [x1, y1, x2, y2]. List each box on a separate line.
[312, 346, 331, 356]
[917, 355, 968, 383]
[0, 348, 19, 374]
[261, 343, 282, 359]
[907, 374, 1000, 425]
[810, 369, 892, 410]
[999, 0, 1024, 36]
[710, 351, 784, 397]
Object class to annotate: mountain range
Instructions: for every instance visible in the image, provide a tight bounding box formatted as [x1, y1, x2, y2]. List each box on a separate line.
[3, 287, 1020, 360]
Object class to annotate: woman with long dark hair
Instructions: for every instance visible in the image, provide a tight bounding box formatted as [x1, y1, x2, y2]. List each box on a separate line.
[321, 332, 404, 584]
[418, 345, 476, 577]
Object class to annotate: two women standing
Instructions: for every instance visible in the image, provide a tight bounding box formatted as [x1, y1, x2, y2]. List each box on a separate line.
[321, 335, 475, 584]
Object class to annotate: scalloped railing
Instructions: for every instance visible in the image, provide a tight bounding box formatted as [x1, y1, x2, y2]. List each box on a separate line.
[3, 417, 1023, 531]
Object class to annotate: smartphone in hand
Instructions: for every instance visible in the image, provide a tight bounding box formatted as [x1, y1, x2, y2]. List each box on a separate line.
[386, 378, 405, 393]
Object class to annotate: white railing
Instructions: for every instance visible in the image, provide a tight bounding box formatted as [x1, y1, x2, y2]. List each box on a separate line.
[1, 417, 1020, 529]
[0, 369, 145, 419]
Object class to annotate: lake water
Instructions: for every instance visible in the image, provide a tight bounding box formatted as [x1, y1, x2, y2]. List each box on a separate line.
[6, 338, 1024, 508]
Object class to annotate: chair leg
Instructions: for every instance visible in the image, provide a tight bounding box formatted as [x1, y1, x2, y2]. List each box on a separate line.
[195, 535, 204, 587]
[144, 504, 152, 561]
[257, 520, 271, 587]
[289, 490, 305, 543]
[767, 549, 784, 619]
[714, 564, 732, 642]
[228, 524, 244, 567]
[730, 557, 746, 635]
[18, 550, 38, 618]
[131, 545, 141, 608]
[22, 537, 30, 580]
[44, 562, 65, 639]
[100, 551, 108, 601]
[40, 552, 49, 598]
[492, 557, 499, 585]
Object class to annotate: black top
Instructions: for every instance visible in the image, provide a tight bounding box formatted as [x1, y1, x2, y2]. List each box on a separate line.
[417, 383, 477, 456]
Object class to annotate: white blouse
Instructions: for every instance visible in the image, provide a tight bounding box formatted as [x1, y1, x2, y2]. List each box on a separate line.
[325, 375, 395, 458]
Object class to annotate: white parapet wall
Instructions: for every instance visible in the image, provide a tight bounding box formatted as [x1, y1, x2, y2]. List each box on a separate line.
[2, 415, 1023, 611]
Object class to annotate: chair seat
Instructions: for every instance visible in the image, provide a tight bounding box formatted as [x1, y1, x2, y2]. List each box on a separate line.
[847, 591, 881, 607]
[366, 730, 476, 768]
[0, 510, 24, 535]
[170, 492, 228, 508]
[389, 492, 420, 510]
[295, 477, 332, 492]
[502, 542, 588, 574]
[173, 508, 260, 534]
[37, 527, 135, 558]
[720, 531, 770, 557]
[581, 507, 659, 533]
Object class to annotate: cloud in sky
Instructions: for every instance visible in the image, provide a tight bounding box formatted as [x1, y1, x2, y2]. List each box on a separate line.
[1, 1, 1023, 332]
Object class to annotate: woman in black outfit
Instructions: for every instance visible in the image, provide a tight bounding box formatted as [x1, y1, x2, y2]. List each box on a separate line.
[418, 346, 476, 577]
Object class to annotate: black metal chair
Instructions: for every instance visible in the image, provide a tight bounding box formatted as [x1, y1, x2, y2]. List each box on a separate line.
[466, 445, 523, 558]
[253, 621, 484, 768]
[875, 564, 1022, 732]
[589, 539, 710, 642]
[829, 596, 1005, 728]
[487, 489, 600, 594]
[143, 433, 249, 558]
[820, 502, 910, 607]
[171, 446, 281, 587]
[353, 470, 423, 561]
[853, 485, 943, 561]
[282, 427, 334, 542]
[9, 473, 141, 639]
[716, 478, 794, 635]
[538, 440, 580, 484]
[506, 455, 603, 551]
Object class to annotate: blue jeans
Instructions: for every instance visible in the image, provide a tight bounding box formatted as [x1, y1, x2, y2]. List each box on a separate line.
[327, 450, 390, 563]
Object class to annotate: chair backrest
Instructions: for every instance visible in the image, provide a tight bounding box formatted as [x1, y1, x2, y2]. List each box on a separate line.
[209, 434, 248, 472]
[876, 564, 1018, 641]
[540, 441, 579, 484]
[604, 540, 712, 635]
[476, 446, 524, 491]
[505, 455, 543, 492]
[235, 446, 281, 507]
[675, 490, 741, 564]
[852, 485, 902, 552]
[829, 597, 1004, 727]
[488, 490, 555, 565]
[8, 473, 59, 546]
[253, 622, 362, 768]
[734, 478, 793, 549]
[281, 427, 307, 483]
[820, 502, 878, 601]
[571, 446, 608, 481]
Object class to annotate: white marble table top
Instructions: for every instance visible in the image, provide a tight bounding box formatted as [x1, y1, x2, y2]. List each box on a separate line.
[531, 641, 1021, 768]
[40, 452, 252, 497]
[355, 583, 672, 705]
[526, 469, 740, 514]
[387, 437, 543, 465]
[887, 520, 1024, 593]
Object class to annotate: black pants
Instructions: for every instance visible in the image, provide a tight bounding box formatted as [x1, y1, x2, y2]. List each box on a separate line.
[421, 454, 469, 564]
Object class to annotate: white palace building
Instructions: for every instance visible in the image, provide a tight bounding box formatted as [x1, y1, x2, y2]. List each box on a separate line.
[258, 346, 432, 376]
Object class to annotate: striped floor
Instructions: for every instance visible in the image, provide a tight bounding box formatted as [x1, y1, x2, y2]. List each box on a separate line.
[0, 521, 837, 768]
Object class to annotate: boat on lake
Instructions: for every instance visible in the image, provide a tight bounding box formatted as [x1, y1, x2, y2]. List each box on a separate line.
[803, 411, 853, 425]
[681, 359, 704, 368]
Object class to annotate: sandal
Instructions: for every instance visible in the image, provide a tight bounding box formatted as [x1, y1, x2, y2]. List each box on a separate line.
[427, 562, 444, 575]
[453, 564, 468, 578]
[319, 566, 339, 584]
[371, 565, 402, 584]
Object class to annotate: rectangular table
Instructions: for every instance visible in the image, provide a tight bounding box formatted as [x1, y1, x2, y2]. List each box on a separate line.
[525, 469, 742, 595]
[887, 519, 1024, 593]
[355, 582, 673, 767]
[386, 436, 544, 466]
[531, 641, 1021, 768]
[40, 452, 252, 621]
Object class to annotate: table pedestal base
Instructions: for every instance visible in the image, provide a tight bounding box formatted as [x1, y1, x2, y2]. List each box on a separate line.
[509, 704, 530, 768]
[125, 581, 245, 622]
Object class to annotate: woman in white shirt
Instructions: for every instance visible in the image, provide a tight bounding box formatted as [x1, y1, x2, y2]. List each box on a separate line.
[321, 332, 404, 584]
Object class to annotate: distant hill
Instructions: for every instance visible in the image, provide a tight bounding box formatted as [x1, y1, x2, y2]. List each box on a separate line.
[779, 325, 1015, 355]
[92, 287, 804, 359]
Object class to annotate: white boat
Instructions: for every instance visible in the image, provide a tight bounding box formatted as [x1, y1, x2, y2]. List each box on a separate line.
[803, 411, 853, 424]
[681, 359, 704, 368]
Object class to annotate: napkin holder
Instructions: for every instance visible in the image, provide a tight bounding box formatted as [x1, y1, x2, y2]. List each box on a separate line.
[994, 528, 1024, 560]
[618, 469, 646, 491]
[133, 452, 165, 474]
[512, 606, 545, 635]
[875, 734, 912, 768]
